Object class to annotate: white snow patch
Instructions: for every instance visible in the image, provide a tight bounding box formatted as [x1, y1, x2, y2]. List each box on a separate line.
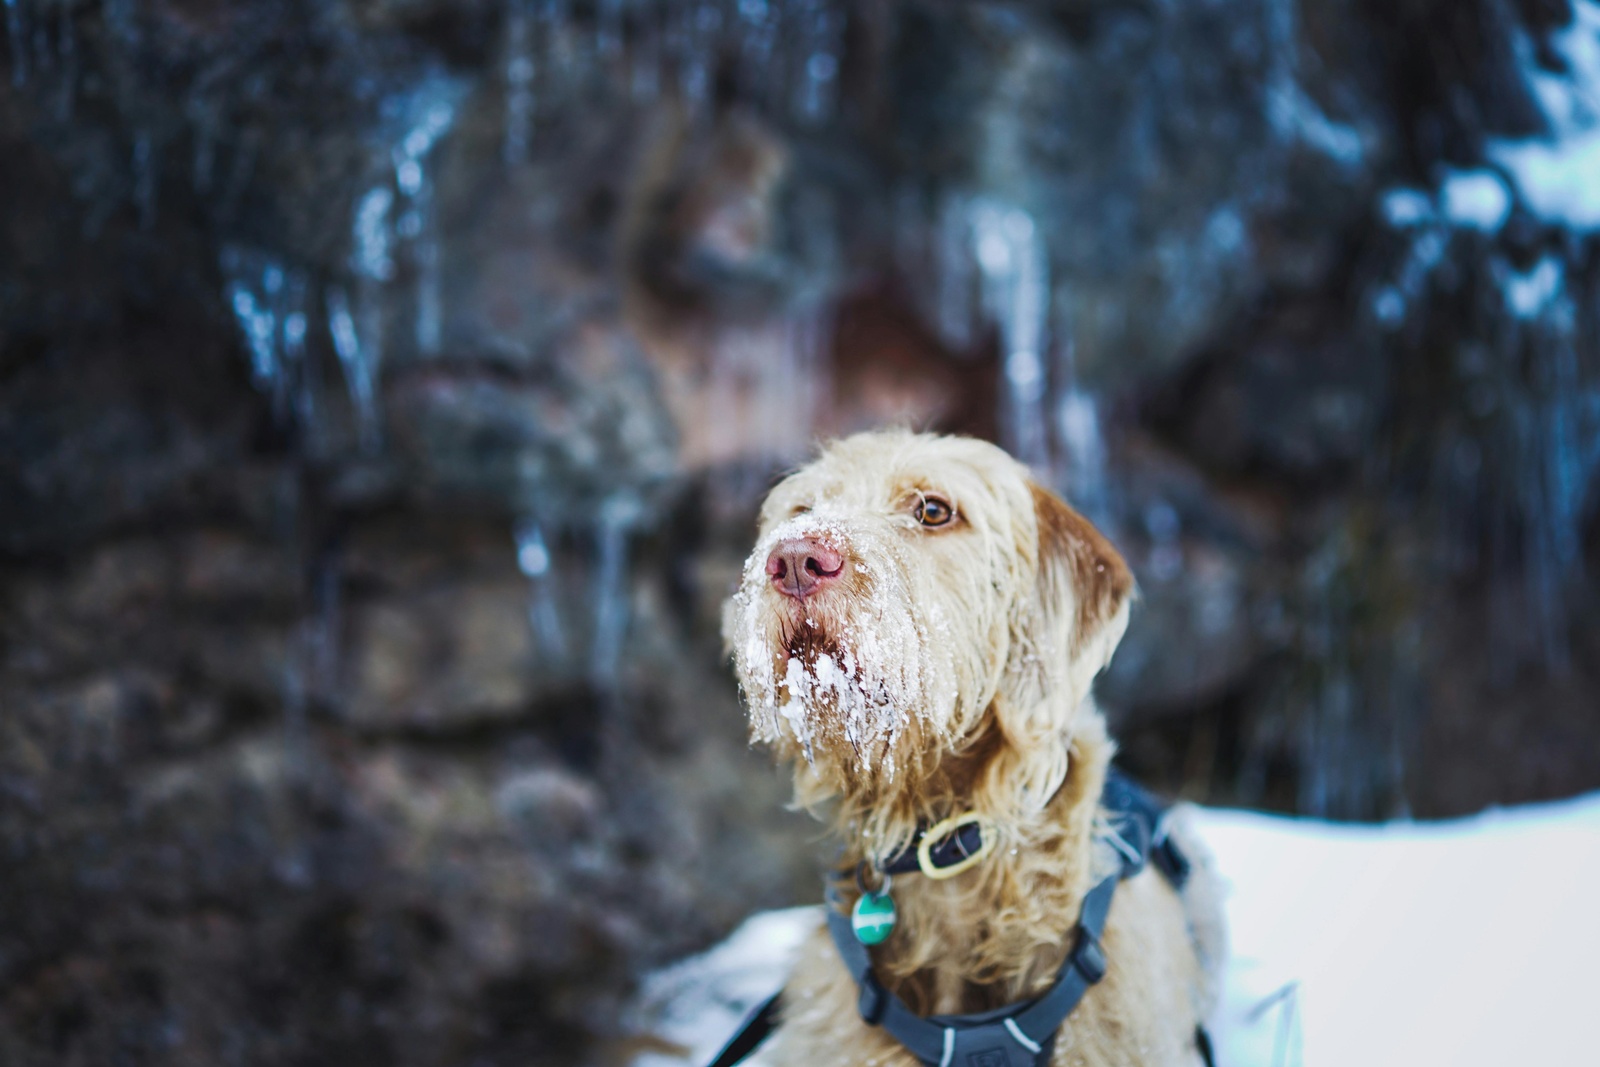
[627, 907, 821, 1067]
[1490, 0, 1600, 229]
[626, 793, 1600, 1067]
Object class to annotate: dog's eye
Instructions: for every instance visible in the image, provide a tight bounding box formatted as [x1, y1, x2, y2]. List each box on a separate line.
[914, 495, 955, 528]
[790, 505, 812, 518]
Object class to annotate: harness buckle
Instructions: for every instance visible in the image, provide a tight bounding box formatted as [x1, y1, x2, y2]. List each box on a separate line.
[1070, 925, 1108, 984]
[916, 813, 993, 880]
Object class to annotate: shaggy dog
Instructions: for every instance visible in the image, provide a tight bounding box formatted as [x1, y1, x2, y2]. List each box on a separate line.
[723, 430, 1225, 1067]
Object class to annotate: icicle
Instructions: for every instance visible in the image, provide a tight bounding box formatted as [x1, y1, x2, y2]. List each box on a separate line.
[28, 0, 46, 74]
[936, 193, 977, 350]
[327, 286, 383, 454]
[630, 0, 662, 101]
[5, 0, 28, 88]
[222, 247, 312, 427]
[190, 94, 221, 192]
[386, 74, 462, 356]
[282, 274, 313, 432]
[222, 248, 282, 396]
[791, 0, 842, 123]
[736, 0, 777, 96]
[1055, 323, 1111, 526]
[1142, 500, 1183, 583]
[970, 199, 1051, 472]
[595, 0, 624, 62]
[514, 516, 569, 661]
[503, 0, 535, 165]
[132, 132, 158, 230]
[589, 492, 642, 685]
[53, 0, 75, 120]
[352, 186, 395, 283]
[676, 2, 722, 109]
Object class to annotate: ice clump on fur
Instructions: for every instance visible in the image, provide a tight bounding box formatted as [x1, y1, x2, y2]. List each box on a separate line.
[729, 512, 953, 778]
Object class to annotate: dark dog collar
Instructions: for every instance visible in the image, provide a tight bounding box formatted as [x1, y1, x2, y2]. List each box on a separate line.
[876, 813, 992, 879]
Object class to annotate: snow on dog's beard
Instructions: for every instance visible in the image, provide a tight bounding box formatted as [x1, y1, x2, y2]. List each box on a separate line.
[728, 512, 958, 792]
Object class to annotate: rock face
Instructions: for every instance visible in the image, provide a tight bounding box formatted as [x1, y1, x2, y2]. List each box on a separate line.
[3, 1, 1599, 1064]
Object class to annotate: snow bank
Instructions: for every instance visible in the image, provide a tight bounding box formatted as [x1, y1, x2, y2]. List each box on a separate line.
[627, 794, 1600, 1067]
[1198, 795, 1600, 1067]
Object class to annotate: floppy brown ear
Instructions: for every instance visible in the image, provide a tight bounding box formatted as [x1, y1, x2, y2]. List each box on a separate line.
[1030, 483, 1134, 673]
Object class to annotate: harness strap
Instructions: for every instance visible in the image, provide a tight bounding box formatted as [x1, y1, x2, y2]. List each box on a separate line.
[824, 869, 1117, 1067]
[704, 993, 782, 1067]
[702, 769, 1197, 1067]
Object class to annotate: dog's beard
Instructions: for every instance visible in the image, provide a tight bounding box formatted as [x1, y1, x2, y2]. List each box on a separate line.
[728, 516, 957, 782]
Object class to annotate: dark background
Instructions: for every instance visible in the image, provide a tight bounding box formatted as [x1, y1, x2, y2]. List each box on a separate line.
[2, 1, 1597, 1064]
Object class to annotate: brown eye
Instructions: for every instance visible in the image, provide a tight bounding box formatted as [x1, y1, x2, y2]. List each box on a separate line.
[914, 495, 955, 528]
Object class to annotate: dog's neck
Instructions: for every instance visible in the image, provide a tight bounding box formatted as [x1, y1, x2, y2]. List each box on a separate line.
[829, 705, 1116, 1016]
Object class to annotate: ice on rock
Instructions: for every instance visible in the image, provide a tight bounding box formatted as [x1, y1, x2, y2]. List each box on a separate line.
[590, 492, 643, 685]
[1491, 0, 1600, 230]
[502, 0, 535, 166]
[790, 0, 842, 123]
[1440, 170, 1512, 232]
[1263, 0, 1364, 166]
[385, 74, 463, 356]
[970, 199, 1051, 473]
[1501, 255, 1565, 321]
[327, 286, 382, 453]
[514, 516, 569, 660]
[222, 246, 312, 427]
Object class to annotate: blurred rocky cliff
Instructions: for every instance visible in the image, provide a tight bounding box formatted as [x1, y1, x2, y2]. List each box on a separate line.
[2, 1, 1598, 1064]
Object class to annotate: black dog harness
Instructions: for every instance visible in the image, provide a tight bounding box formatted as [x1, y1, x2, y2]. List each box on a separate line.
[706, 769, 1208, 1067]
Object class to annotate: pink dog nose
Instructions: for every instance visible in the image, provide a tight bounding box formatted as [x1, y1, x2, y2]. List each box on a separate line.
[766, 537, 844, 599]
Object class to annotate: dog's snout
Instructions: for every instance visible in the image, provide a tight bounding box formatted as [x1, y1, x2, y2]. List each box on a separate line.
[766, 537, 844, 599]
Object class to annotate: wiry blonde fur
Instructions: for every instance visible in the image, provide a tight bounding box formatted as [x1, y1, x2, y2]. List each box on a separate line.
[723, 430, 1225, 1066]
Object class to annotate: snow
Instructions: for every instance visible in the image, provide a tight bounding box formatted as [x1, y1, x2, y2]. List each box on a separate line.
[728, 512, 956, 778]
[1381, 171, 1511, 234]
[627, 907, 819, 1067]
[1439, 170, 1512, 232]
[1490, 0, 1600, 230]
[626, 794, 1600, 1067]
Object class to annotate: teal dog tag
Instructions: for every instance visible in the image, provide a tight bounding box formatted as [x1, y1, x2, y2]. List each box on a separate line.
[851, 891, 897, 945]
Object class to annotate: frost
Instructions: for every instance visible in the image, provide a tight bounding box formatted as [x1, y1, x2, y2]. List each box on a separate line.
[729, 512, 952, 778]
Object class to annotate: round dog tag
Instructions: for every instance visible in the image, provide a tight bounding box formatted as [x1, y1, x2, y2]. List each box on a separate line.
[851, 891, 897, 945]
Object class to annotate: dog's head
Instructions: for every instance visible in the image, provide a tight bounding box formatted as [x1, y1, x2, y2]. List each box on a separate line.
[724, 430, 1133, 838]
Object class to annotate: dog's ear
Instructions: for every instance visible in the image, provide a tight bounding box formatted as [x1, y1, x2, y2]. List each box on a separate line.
[978, 484, 1133, 819]
[1029, 483, 1134, 687]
